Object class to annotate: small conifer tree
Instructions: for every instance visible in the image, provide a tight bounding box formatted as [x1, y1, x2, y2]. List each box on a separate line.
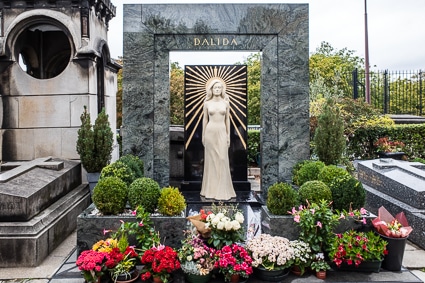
[314, 98, 345, 165]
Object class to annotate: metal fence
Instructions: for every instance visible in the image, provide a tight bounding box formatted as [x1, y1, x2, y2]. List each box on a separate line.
[351, 69, 424, 116]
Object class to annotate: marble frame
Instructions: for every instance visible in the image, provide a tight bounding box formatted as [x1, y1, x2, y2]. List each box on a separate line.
[122, 4, 310, 193]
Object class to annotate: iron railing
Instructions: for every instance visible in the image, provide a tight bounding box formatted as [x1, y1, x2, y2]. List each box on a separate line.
[351, 69, 424, 116]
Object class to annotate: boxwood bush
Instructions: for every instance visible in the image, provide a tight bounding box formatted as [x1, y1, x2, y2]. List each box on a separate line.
[298, 180, 332, 206]
[92, 176, 127, 215]
[128, 177, 161, 213]
[266, 182, 299, 215]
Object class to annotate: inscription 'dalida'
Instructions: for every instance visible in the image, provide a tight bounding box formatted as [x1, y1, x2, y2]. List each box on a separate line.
[194, 37, 238, 46]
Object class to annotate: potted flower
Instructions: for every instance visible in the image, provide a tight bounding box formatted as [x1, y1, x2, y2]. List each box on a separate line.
[245, 234, 294, 281]
[289, 240, 312, 276]
[329, 230, 388, 272]
[140, 244, 180, 283]
[178, 231, 216, 283]
[372, 206, 413, 271]
[289, 200, 340, 254]
[374, 136, 406, 159]
[310, 253, 330, 279]
[214, 243, 253, 282]
[76, 249, 108, 283]
[107, 246, 139, 282]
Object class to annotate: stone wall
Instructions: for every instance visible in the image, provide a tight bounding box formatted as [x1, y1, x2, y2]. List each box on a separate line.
[122, 4, 310, 194]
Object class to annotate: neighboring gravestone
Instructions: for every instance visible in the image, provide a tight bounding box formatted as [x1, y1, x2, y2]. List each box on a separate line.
[358, 159, 425, 249]
[0, 158, 90, 267]
[122, 4, 310, 194]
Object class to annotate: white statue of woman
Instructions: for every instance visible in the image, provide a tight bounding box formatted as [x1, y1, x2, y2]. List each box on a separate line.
[200, 79, 236, 200]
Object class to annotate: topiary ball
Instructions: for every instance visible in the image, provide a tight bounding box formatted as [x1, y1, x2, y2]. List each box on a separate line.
[317, 165, 350, 187]
[298, 180, 332, 206]
[118, 154, 144, 179]
[92, 176, 127, 215]
[329, 175, 366, 211]
[128, 177, 161, 213]
[100, 161, 135, 187]
[293, 161, 326, 186]
[157, 186, 186, 216]
[266, 182, 299, 215]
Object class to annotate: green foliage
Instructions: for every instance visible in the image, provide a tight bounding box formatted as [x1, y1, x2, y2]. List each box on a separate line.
[293, 160, 326, 186]
[247, 130, 260, 165]
[309, 42, 364, 99]
[317, 165, 350, 187]
[266, 182, 299, 215]
[128, 177, 161, 212]
[157, 186, 186, 216]
[92, 177, 127, 215]
[118, 154, 144, 179]
[329, 175, 366, 211]
[76, 106, 114, 173]
[100, 161, 135, 187]
[170, 62, 184, 125]
[298, 180, 332, 206]
[314, 98, 345, 165]
[115, 206, 160, 253]
[290, 200, 340, 253]
[241, 53, 261, 125]
[347, 124, 425, 160]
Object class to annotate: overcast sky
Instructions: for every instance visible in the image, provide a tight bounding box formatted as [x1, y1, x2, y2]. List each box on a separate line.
[108, 0, 425, 70]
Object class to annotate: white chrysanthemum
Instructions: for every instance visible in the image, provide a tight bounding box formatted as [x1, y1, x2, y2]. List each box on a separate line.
[216, 221, 225, 230]
[216, 212, 225, 219]
[235, 212, 244, 223]
[206, 213, 215, 222]
[211, 216, 221, 226]
[224, 220, 233, 231]
[231, 220, 241, 230]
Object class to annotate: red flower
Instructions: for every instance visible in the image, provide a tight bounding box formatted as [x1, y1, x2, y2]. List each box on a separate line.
[214, 244, 253, 281]
[140, 245, 180, 283]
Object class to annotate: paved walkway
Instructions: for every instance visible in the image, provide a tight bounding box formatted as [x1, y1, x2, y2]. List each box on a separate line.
[0, 230, 424, 283]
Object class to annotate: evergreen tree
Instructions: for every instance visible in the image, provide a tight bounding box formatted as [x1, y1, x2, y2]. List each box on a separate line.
[314, 98, 345, 165]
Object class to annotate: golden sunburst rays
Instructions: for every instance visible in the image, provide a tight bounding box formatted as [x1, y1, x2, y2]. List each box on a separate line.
[184, 65, 247, 150]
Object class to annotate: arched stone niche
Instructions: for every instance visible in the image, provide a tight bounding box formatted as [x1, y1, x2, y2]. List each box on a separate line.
[122, 4, 310, 193]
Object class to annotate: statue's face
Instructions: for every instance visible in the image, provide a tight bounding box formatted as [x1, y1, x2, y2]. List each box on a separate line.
[212, 83, 222, 96]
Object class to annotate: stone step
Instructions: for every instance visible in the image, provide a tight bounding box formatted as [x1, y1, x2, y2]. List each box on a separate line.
[0, 183, 90, 267]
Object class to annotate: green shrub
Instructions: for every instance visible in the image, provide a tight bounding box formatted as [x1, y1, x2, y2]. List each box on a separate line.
[118, 154, 144, 179]
[314, 98, 345, 165]
[266, 182, 299, 215]
[317, 165, 350, 187]
[157, 186, 186, 216]
[293, 161, 326, 186]
[298, 180, 332, 206]
[100, 161, 135, 187]
[329, 175, 366, 211]
[128, 177, 161, 212]
[92, 177, 127, 215]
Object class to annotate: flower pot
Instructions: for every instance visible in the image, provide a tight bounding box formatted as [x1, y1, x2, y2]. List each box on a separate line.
[377, 151, 405, 160]
[115, 268, 139, 283]
[316, 270, 326, 279]
[253, 266, 289, 282]
[229, 274, 240, 283]
[379, 234, 408, 271]
[184, 273, 212, 283]
[291, 265, 302, 276]
[334, 260, 383, 273]
[153, 276, 163, 283]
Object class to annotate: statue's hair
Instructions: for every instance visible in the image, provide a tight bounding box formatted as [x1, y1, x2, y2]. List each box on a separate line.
[205, 79, 229, 102]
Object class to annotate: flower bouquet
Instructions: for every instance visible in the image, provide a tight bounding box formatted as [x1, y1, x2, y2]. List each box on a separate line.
[188, 203, 245, 249]
[140, 244, 180, 283]
[329, 230, 388, 270]
[372, 206, 412, 238]
[245, 234, 294, 271]
[289, 240, 312, 275]
[214, 243, 253, 282]
[178, 230, 216, 276]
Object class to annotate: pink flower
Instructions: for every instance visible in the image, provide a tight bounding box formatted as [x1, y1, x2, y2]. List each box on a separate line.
[294, 215, 300, 223]
[316, 221, 322, 228]
[139, 220, 144, 227]
[362, 218, 367, 224]
[360, 208, 367, 215]
[132, 210, 137, 216]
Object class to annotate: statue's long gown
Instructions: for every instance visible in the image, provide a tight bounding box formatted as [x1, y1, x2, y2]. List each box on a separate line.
[200, 100, 236, 200]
